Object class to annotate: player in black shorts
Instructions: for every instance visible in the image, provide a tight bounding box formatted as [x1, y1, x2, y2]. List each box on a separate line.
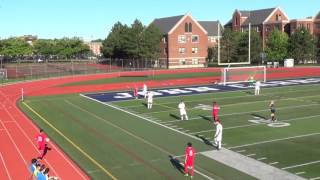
[270, 100, 276, 122]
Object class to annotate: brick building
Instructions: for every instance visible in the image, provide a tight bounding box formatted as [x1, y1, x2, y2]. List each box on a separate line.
[314, 12, 320, 37]
[152, 14, 209, 68]
[289, 17, 314, 35]
[225, 7, 289, 49]
[85, 41, 102, 56]
[198, 21, 223, 47]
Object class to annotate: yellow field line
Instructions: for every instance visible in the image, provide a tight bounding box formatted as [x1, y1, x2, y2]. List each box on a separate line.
[22, 102, 118, 180]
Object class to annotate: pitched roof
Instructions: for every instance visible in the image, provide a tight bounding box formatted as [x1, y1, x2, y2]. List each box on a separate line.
[241, 8, 276, 25]
[198, 21, 223, 36]
[151, 15, 184, 34]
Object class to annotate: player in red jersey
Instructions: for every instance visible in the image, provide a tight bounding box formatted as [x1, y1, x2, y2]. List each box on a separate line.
[133, 86, 138, 99]
[35, 129, 50, 159]
[212, 102, 220, 122]
[184, 142, 196, 178]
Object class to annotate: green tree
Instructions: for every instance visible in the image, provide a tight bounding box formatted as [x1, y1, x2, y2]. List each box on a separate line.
[220, 28, 239, 63]
[0, 38, 33, 58]
[237, 30, 262, 64]
[141, 23, 162, 60]
[289, 27, 315, 64]
[265, 29, 289, 63]
[33, 39, 56, 58]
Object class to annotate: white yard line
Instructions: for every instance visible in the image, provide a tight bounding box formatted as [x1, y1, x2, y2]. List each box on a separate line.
[190, 114, 320, 135]
[246, 154, 256, 157]
[257, 157, 267, 161]
[269, 162, 279, 165]
[0, 152, 12, 180]
[310, 177, 320, 180]
[229, 132, 320, 149]
[282, 160, 320, 170]
[236, 150, 246, 153]
[295, 172, 305, 175]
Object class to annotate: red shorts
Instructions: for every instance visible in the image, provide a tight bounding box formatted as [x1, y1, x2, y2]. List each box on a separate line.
[185, 161, 194, 168]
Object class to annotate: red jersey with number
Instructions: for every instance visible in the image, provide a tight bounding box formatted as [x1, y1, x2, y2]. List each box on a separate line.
[36, 133, 47, 150]
[185, 147, 196, 166]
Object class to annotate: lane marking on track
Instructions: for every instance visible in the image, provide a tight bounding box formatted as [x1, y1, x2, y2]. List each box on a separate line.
[80, 94, 217, 180]
[228, 132, 320, 149]
[22, 102, 118, 180]
[282, 160, 320, 170]
[0, 152, 12, 180]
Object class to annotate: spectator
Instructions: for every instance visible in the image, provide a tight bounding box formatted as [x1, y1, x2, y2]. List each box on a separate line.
[43, 168, 59, 180]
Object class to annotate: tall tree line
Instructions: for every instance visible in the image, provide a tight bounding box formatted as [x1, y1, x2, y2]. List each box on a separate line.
[101, 19, 162, 67]
[0, 37, 90, 61]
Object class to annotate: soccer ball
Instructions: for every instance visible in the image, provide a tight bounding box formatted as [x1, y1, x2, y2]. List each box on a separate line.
[45, 138, 50, 142]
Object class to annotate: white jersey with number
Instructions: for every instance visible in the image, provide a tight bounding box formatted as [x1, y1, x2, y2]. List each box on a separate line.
[143, 84, 147, 93]
[178, 102, 187, 115]
[215, 123, 223, 141]
[147, 92, 153, 103]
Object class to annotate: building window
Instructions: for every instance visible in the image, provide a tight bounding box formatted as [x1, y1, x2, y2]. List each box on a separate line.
[191, 35, 199, 43]
[307, 24, 310, 30]
[276, 14, 282, 21]
[192, 47, 198, 54]
[162, 37, 167, 43]
[210, 36, 216, 43]
[189, 23, 192, 32]
[235, 17, 238, 25]
[299, 24, 303, 28]
[178, 35, 186, 43]
[192, 59, 199, 65]
[179, 48, 186, 54]
[164, 48, 167, 55]
[256, 26, 260, 32]
[265, 26, 271, 32]
[179, 59, 186, 65]
[185, 23, 188, 32]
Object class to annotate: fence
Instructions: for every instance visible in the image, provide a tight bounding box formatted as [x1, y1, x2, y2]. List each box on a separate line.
[1, 58, 168, 81]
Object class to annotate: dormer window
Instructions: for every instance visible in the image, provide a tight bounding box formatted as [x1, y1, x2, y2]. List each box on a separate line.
[276, 14, 282, 21]
[185, 23, 188, 32]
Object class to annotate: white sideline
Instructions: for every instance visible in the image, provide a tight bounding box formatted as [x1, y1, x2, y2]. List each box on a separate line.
[229, 132, 320, 149]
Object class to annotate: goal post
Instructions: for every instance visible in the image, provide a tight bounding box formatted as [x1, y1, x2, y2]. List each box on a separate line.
[221, 66, 266, 85]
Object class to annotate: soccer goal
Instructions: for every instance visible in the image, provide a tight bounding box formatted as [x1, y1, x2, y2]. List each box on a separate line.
[0, 69, 7, 80]
[221, 66, 266, 85]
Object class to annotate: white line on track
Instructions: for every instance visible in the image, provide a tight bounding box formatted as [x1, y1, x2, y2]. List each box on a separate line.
[282, 160, 320, 170]
[229, 132, 320, 149]
[0, 152, 12, 180]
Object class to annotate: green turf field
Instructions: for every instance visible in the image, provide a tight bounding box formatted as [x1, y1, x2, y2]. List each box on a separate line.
[20, 83, 320, 179]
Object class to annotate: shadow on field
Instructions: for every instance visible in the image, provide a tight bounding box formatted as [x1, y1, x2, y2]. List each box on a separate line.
[196, 135, 213, 146]
[198, 115, 212, 122]
[251, 113, 267, 120]
[168, 155, 184, 174]
[170, 113, 180, 120]
[245, 90, 254, 95]
[142, 102, 147, 108]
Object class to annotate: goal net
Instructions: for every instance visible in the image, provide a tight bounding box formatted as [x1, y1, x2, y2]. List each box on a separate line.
[0, 69, 7, 80]
[221, 66, 266, 85]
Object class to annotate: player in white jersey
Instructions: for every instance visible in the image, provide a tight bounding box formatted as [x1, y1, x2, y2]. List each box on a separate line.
[178, 100, 188, 120]
[255, 80, 261, 95]
[147, 91, 153, 109]
[214, 121, 223, 150]
[143, 83, 148, 99]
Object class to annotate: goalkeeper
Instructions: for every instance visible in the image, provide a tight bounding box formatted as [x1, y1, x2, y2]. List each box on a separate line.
[248, 75, 255, 87]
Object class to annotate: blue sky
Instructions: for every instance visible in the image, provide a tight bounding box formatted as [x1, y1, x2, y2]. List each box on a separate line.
[0, 0, 318, 41]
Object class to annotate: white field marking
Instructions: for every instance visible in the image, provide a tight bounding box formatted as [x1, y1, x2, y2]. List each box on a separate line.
[0, 103, 60, 178]
[179, 162, 215, 180]
[0, 152, 12, 180]
[282, 160, 320, 170]
[246, 154, 256, 157]
[121, 85, 320, 108]
[74, 97, 216, 180]
[0, 91, 86, 180]
[269, 162, 279, 165]
[87, 169, 101, 174]
[190, 113, 320, 135]
[257, 157, 267, 161]
[169, 125, 178, 128]
[229, 132, 320, 149]
[310, 177, 320, 180]
[295, 172, 305, 175]
[236, 150, 246, 153]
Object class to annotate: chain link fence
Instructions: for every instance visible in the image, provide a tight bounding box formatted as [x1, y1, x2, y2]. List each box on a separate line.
[1, 58, 168, 81]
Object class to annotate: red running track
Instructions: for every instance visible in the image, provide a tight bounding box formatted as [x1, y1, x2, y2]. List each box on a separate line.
[0, 67, 319, 179]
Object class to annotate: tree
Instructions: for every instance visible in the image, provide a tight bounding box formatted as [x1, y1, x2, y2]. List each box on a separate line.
[220, 28, 239, 63]
[289, 27, 315, 64]
[141, 23, 162, 60]
[265, 29, 289, 63]
[207, 46, 218, 62]
[33, 39, 56, 58]
[0, 38, 33, 58]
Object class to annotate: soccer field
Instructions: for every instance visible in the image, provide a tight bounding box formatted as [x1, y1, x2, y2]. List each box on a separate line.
[20, 82, 320, 179]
